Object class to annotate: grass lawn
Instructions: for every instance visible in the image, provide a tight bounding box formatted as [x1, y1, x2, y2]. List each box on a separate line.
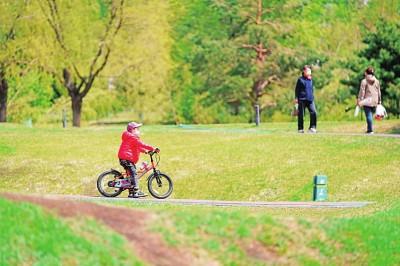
[0, 120, 399, 265]
[0, 121, 399, 204]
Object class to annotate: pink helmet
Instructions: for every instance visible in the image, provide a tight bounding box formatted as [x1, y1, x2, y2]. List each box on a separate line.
[127, 122, 142, 132]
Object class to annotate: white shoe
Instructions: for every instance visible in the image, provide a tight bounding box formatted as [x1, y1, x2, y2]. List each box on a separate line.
[366, 131, 374, 135]
[308, 128, 317, 133]
[298, 129, 304, 133]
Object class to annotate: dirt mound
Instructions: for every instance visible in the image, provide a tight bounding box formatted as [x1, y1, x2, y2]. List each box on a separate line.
[2, 193, 217, 266]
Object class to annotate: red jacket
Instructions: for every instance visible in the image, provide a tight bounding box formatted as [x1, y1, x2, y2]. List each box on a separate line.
[118, 131, 155, 163]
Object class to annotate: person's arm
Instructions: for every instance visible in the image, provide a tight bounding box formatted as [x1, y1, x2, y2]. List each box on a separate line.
[377, 80, 382, 104]
[295, 78, 301, 101]
[357, 80, 366, 105]
[137, 139, 155, 153]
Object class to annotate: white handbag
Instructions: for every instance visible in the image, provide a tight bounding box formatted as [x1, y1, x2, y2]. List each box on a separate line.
[375, 104, 387, 120]
[354, 105, 360, 117]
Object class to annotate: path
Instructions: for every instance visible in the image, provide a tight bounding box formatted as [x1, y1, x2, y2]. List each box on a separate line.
[50, 194, 373, 208]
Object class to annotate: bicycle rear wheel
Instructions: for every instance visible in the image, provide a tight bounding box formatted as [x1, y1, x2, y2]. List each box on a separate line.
[97, 170, 124, 197]
[147, 172, 173, 199]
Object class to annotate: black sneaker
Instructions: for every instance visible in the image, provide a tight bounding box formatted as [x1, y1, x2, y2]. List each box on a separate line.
[128, 190, 147, 198]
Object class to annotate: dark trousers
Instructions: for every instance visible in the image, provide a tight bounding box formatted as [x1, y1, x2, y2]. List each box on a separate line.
[363, 106, 375, 132]
[119, 159, 138, 190]
[298, 100, 317, 130]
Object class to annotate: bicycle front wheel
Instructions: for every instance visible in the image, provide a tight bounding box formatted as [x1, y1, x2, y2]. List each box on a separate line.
[147, 173, 173, 199]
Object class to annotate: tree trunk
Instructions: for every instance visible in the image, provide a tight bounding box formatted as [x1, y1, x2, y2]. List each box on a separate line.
[0, 68, 8, 122]
[71, 95, 82, 127]
[251, 78, 267, 106]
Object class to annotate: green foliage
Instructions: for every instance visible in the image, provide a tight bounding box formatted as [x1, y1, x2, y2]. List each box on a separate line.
[1, 0, 400, 123]
[82, 88, 124, 121]
[0, 198, 140, 265]
[7, 71, 56, 122]
[97, 0, 109, 19]
[167, 0, 400, 123]
[169, 0, 238, 123]
[107, 0, 174, 124]
[180, 85, 195, 123]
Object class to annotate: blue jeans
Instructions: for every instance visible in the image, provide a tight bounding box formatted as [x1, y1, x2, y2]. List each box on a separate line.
[363, 106, 375, 133]
[298, 100, 317, 130]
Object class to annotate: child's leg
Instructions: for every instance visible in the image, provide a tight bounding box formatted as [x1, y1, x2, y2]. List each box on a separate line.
[119, 159, 138, 190]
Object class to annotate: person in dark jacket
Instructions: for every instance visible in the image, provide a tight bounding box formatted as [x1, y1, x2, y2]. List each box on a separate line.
[118, 122, 159, 198]
[295, 65, 317, 133]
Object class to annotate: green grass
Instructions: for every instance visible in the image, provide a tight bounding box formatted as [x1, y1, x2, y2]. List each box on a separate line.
[0, 197, 142, 265]
[148, 203, 400, 265]
[0, 143, 15, 155]
[324, 202, 400, 265]
[1, 121, 399, 205]
[0, 121, 399, 264]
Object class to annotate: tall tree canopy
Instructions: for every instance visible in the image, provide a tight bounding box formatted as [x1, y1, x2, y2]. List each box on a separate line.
[37, 0, 125, 127]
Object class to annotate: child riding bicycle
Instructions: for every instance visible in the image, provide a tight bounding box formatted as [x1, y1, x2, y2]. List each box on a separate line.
[118, 122, 159, 198]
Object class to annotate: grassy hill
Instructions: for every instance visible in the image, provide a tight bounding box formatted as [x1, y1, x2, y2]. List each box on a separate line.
[1, 122, 400, 264]
[0, 197, 137, 265]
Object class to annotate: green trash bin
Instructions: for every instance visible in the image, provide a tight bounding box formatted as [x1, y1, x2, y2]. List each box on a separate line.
[313, 175, 328, 201]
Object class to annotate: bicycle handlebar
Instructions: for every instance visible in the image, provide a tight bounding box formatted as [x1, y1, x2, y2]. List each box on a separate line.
[147, 149, 160, 156]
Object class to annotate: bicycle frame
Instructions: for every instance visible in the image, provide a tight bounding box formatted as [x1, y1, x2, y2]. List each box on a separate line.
[121, 151, 159, 180]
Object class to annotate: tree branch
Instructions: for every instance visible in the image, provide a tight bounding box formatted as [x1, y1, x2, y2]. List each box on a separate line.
[3, 0, 28, 43]
[260, 75, 278, 91]
[84, 0, 124, 97]
[39, 0, 84, 81]
[40, 0, 66, 50]
[247, 15, 256, 24]
[242, 44, 257, 50]
[81, 46, 111, 98]
[260, 20, 280, 30]
[262, 8, 273, 15]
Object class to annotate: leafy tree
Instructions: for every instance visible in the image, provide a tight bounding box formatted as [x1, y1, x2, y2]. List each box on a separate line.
[0, 0, 28, 122]
[106, 0, 174, 124]
[37, 0, 125, 127]
[239, 0, 287, 114]
[342, 20, 400, 117]
[169, 0, 291, 123]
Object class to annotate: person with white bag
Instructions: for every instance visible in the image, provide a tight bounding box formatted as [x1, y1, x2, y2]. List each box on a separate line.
[357, 67, 382, 134]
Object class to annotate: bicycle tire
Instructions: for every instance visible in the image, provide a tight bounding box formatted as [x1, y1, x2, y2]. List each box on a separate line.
[147, 172, 173, 199]
[97, 170, 124, 197]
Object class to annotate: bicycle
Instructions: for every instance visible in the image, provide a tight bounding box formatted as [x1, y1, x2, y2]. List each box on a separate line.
[97, 150, 173, 199]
